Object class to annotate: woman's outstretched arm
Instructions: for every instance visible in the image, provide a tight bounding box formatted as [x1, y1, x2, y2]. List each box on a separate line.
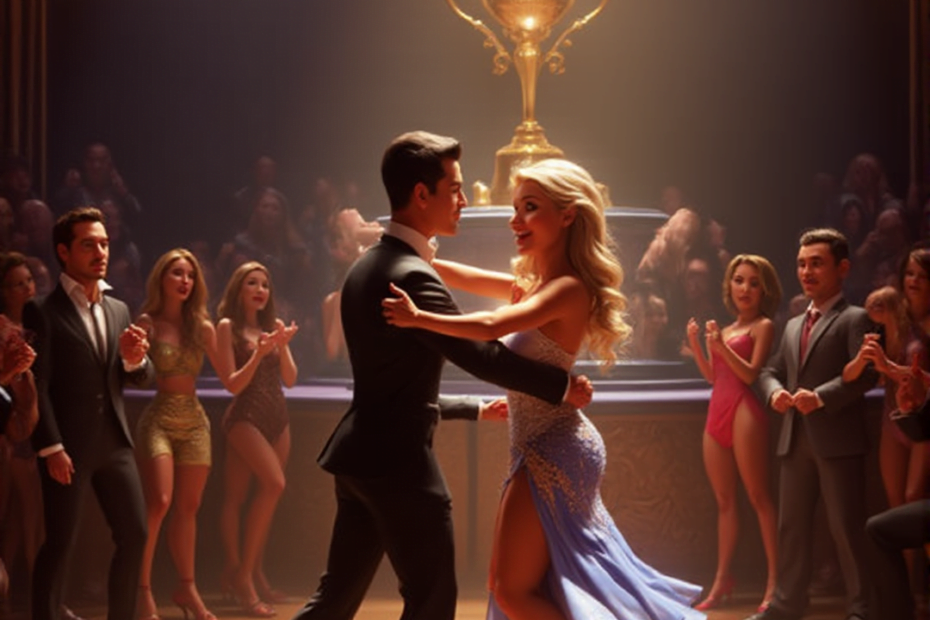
[432, 259, 514, 301]
[382, 276, 588, 342]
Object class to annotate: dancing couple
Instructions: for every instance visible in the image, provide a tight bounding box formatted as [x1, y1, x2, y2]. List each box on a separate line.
[292, 131, 704, 620]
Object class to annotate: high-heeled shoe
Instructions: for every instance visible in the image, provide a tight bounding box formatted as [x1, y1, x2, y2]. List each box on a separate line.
[694, 575, 735, 611]
[232, 582, 276, 618]
[137, 585, 161, 620]
[172, 581, 216, 620]
[757, 587, 776, 613]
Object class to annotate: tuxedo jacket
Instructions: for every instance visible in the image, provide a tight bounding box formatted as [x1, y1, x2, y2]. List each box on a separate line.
[318, 234, 568, 486]
[29, 286, 154, 462]
[757, 298, 876, 458]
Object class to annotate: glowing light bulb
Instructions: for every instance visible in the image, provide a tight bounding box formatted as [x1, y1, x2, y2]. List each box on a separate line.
[522, 16, 536, 30]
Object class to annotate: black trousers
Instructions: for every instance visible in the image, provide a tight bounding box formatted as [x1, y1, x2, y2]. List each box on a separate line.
[866, 499, 930, 620]
[292, 472, 457, 620]
[32, 420, 147, 620]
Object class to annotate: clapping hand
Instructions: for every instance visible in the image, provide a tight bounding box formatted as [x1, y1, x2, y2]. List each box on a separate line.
[271, 319, 299, 347]
[704, 319, 724, 352]
[567, 374, 594, 408]
[0, 338, 35, 385]
[255, 331, 278, 357]
[382, 283, 421, 328]
[119, 323, 149, 366]
[859, 333, 889, 374]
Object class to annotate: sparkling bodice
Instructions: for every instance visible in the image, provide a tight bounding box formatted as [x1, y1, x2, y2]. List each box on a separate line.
[505, 328, 580, 450]
[149, 340, 203, 378]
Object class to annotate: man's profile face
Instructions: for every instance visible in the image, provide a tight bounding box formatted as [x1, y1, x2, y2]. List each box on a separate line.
[423, 158, 466, 238]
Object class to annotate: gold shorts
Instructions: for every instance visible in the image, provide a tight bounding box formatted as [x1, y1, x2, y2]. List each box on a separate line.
[135, 393, 211, 466]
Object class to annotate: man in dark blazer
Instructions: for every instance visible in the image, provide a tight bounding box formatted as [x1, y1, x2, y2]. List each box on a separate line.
[292, 132, 590, 620]
[749, 228, 876, 620]
[29, 207, 153, 620]
[866, 355, 930, 620]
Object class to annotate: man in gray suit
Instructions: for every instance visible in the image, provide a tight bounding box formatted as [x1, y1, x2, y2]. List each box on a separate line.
[748, 228, 876, 620]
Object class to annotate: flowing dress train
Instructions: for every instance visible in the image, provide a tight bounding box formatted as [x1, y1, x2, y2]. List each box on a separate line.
[487, 329, 705, 620]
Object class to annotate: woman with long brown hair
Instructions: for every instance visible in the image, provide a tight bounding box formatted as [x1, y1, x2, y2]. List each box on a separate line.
[216, 262, 297, 617]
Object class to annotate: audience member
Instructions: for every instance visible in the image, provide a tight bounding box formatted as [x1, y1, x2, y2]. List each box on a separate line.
[626, 287, 676, 360]
[866, 354, 930, 620]
[0, 253, 42, 615]
[28, 207, 153, 620]
[134, 249, 224, 620]
[0, 198, 15, 252]
[852, 208, 909, 298]
[0, 156, 38, 216]
[748, 228, 875, 620]
[12, 199, 59, 281]
[687, 255, 782, 612]
[320, 208, 383, 362]
[222, 188, 311, 320]
[843, 284, 928, 509]
[53, 143, 142, 228]
[99, 200, 144, 314]
[232, 156, 281, 234]
[216, 262, 297, 617]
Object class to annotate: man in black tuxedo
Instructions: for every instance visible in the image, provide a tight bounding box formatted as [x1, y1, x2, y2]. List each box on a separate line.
[292, 131, 590, 620]
[867, 355, 930, 620]
[750, 228, 876, 620]
[29, 207, 153, 620]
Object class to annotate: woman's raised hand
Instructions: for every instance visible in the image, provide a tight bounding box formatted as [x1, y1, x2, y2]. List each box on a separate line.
[704, 319, 723, 351]
[382, 282, 421, 328]
[272, 319, 299, 346]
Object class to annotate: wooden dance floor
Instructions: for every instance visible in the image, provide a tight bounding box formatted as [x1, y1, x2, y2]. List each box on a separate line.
[48, 592, 847, 620]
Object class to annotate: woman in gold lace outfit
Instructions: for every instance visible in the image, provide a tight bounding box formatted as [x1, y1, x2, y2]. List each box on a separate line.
[135, 249, 224, 620]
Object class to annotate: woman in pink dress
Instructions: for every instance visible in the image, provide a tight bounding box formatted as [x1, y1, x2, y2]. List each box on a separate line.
[686, 254, 782, 612]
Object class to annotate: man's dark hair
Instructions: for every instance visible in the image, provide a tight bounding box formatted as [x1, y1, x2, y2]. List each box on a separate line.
[799, 227, 849, 264]
[52, 207, 106, 268]
[381, 131, 461, 212]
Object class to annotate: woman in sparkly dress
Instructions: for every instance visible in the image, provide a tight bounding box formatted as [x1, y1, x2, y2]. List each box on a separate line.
[135, 249, 223, 620]
[383, 159, 704, 620]
[215, 262, 297, 617]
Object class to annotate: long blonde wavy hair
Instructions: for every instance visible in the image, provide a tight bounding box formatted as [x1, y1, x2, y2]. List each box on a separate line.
[511, 159, 631, 367]
[138, 248, 210, 349]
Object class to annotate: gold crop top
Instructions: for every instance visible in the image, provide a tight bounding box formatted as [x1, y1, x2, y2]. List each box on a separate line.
[149, 340, 204, 378]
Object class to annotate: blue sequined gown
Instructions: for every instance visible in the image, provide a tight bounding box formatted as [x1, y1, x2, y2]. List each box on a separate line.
[488, 329, 705, 620]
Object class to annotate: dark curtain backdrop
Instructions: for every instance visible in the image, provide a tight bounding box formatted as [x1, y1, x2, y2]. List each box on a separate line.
[45, 0, 909, 287]
[2, 0, 47, 190]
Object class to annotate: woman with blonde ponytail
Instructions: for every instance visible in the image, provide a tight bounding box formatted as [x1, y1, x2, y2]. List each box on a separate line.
[382, 159, 703, 620]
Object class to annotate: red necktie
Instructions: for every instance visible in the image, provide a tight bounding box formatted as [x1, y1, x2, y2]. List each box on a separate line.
[799, 308, 821, 361]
